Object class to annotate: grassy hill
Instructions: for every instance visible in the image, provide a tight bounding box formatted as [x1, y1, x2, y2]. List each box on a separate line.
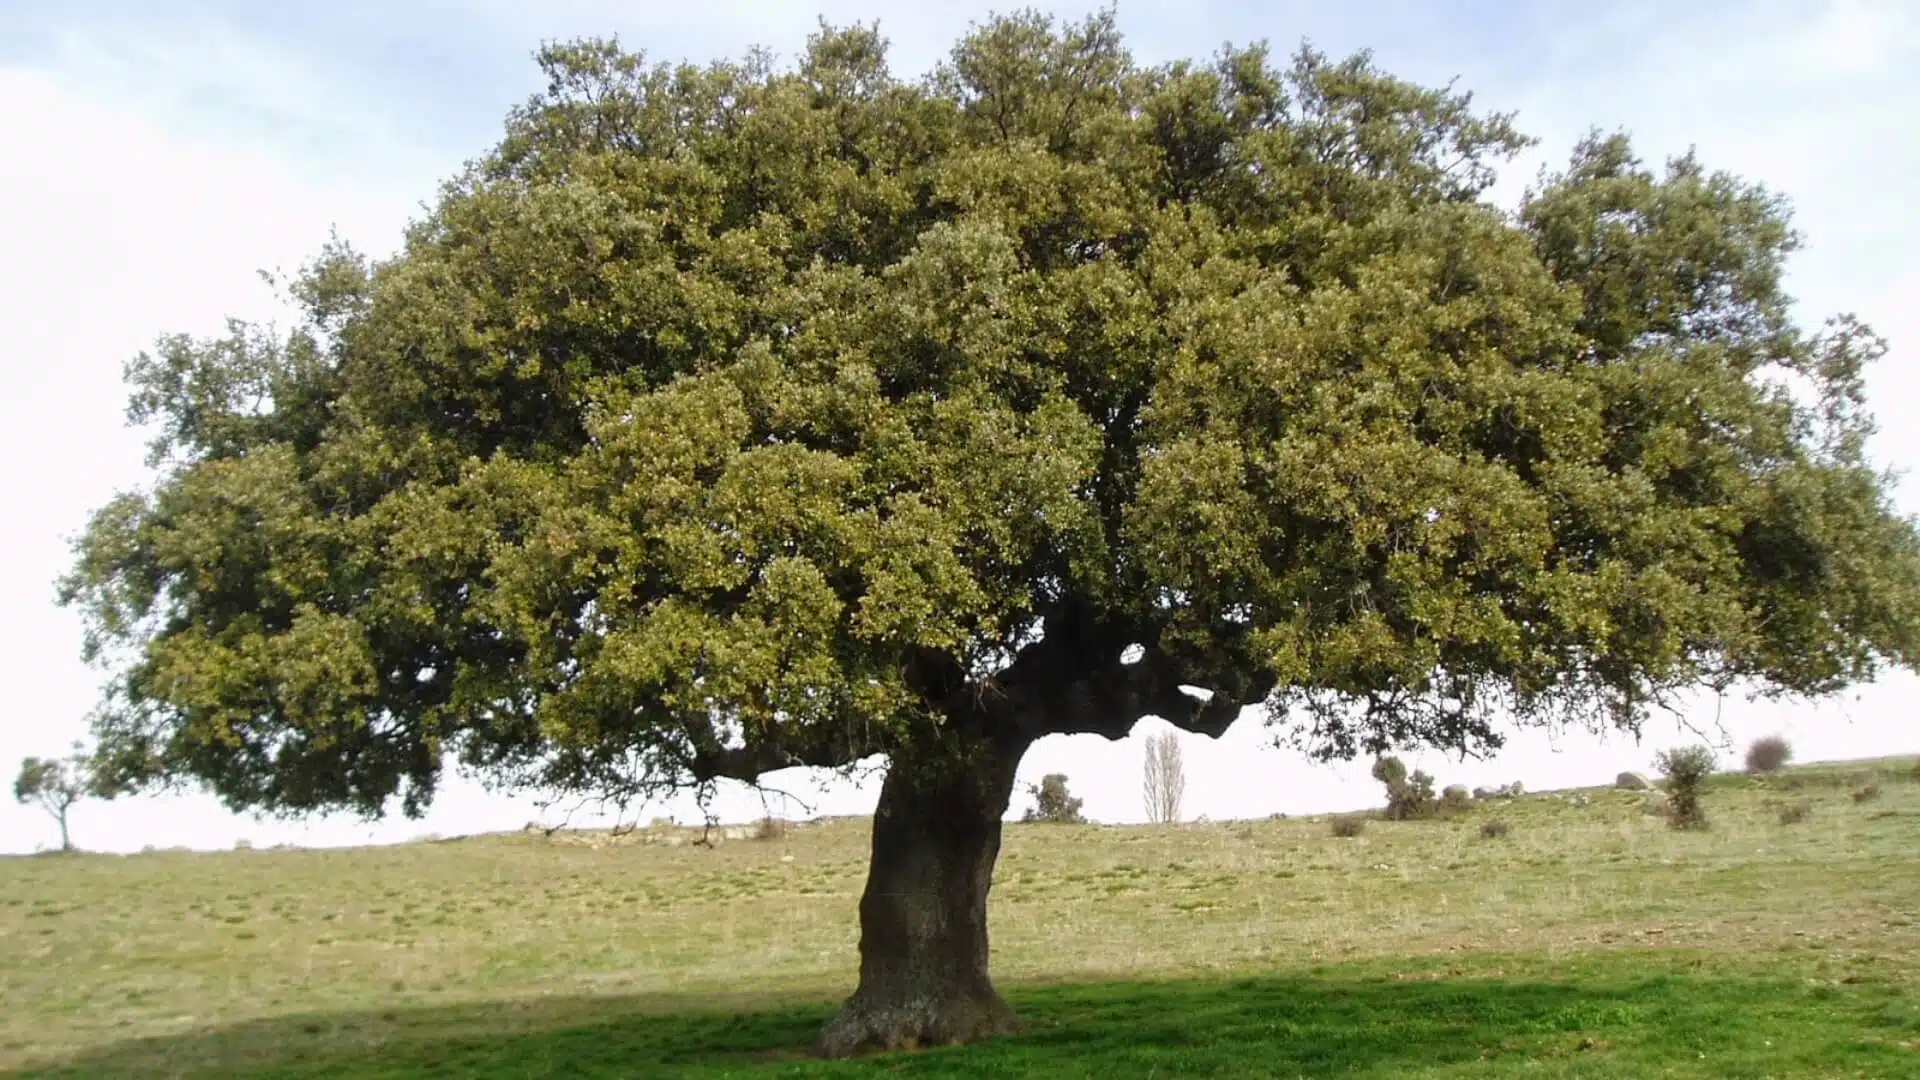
[3, 757, 1917, 1078]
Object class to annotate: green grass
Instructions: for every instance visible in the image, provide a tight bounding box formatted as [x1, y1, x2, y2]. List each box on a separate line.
[4, 756, 1918, 1078]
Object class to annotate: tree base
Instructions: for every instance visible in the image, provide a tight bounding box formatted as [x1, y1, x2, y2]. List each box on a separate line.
[817, 987, 1022, 1058]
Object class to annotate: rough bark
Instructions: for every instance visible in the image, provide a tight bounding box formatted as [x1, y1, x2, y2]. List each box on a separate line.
[817, 729, 1031, 1058]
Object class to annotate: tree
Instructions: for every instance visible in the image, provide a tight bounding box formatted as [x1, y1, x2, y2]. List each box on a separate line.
[1143, 731, 1185, 824]
[1655, 745, 1717, 829]
[1021, 773, 1084, 823]
[1745, 734, 1792, 773]
[1371, 755, 1437, 819]
[56, 14, 1920, 1057]
[14, 750, 91, 852]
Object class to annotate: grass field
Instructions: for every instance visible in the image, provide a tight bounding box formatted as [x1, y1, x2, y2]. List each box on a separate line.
[4, 757, 1917, 1078]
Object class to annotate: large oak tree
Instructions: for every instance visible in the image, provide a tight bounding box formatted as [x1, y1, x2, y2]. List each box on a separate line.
[61, 14, 1920, 1056]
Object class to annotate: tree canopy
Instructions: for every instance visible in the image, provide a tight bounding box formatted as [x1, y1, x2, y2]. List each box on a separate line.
[14, 750, 92, 852]
[58, 12, 1920, 1054]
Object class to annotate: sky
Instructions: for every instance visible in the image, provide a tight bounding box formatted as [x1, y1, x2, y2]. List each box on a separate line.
[2, 1, 1916, 854]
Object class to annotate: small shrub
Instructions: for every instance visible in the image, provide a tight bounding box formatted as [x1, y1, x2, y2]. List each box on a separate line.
[1745, 735, 1793, 774]
[1909, 760, 1920, 784]
[1370, 756, 1408, 787]
[1439, 785, 1473, 816]
[1329, 816, 1367, 838]
[1372, 756, 1438, 820]
[1851, 783, 1882, 804]
[1777, 801, 1813, 825]
[233, 838, 253, 851]
[1614, 771, 1648, 791]
[1022, 774, 1085, 824]
[1654, 745, 1716, 830]
[1480, 820, 1510, 839]
[752, 816, 785, 841]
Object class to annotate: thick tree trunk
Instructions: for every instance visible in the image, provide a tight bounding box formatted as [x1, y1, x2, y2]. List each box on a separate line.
[817, 731, 1030, 1058]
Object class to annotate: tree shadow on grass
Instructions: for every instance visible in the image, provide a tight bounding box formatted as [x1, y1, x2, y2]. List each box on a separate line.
[15, 966, 1914, 1079]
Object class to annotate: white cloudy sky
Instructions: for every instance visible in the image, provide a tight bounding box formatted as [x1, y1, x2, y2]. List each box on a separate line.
[2, 1, 1915, 853]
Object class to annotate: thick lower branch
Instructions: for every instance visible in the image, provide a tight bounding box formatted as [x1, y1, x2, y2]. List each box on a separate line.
[996, 646, 1277, 742]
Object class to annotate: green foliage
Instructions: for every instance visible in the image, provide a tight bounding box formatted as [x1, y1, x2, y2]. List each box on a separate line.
[1776, 800, 1812, 824]
[1850, 783, 1881, 804]
[753, 816, 786, 841]
[1654, 746, 1716, 830]
[56, 14, 1920, 831]
[1479, 819, 1510, 839]
[1370, 757, 1408, 787]
[1329, 815, 1367, 838]
[1372, 756, 1438, 820]
[12, 751, 93, 852]
[1440, 785, 1473, 816]
[1745, 735, 1792, 774]
[1023, 774, 1085, 824]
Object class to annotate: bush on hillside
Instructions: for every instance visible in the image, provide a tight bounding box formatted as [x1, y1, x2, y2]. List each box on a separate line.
[1329, 815, 1367, 838]
[1022, 774, 1086, 823]
[1371, 756, 1439, 820]
[1851, 783, 1881, 804]
[1370, 756, 1408, 787]
[1776, 801, 1812, 825]
[1745, 735, 1792, 774]
[1439, 785, 1473, 816]
[1480, 819, 1510, 839]
[1654, 745, 1716, 830]
[753, 816, 786, 841]
[1615, 771, 1649, 790]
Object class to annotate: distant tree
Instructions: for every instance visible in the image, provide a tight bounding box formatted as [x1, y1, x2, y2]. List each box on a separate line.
[1143, 732, 1186, 824]
[1745, 735, 1792, 774]
[1022, 774, 1085, 824]
[1655, 746, 1717, 830]
[13, 749, 92, 852]
[1370, 756, 1409, 788]
[1372, 755, 1438, 820]
[54, 13, 1920, 1056]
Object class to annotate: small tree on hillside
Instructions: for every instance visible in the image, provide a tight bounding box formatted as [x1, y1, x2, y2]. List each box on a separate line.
[1372, 755, 1438, 820]
[1655, 745, 1717, 830]
[1143, 732, 1185, 824]
[1745, 735, 1792, 774]
[14, 750, 92, 852]
[1022, 774, 1085, 824]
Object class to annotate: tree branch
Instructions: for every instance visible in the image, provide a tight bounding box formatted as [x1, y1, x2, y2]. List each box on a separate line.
[1000, 644, 1275, 742]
